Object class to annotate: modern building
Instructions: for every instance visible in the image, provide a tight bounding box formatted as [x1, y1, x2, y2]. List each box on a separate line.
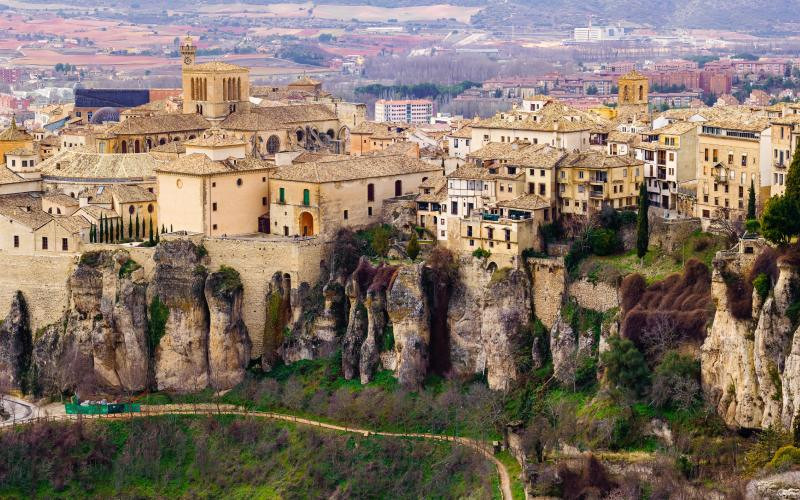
[374, 99, 433, 124]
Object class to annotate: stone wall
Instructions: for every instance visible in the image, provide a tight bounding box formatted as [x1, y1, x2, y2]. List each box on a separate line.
[81, 243, 157, 279]
[203, 236, 326, 356]
[528, 257, 566, 329]
[568, 278, 619, 312]
[0, 252, 76, 336]
[650, 217, 702, 253]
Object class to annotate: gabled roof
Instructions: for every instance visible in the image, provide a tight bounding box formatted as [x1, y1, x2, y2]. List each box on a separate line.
[0, 167, 26, 186]
[110, 184, 156, 203]
[220, 104, 338, 131]
[561, 151, 644, 170]
[39, 148, 158, 180]
[271, 154, 439, 183]
[107, 113, 211, 136]
[497, 194, 550, 211]
[156, 153, 272, 176]
[0, 202, 52, 230]
[0, 120, 32, 142]
[54, 215, 91, 234]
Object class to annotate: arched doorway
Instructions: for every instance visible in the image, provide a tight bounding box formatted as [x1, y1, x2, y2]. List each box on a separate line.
[121, 141, 127, 153]
[299, 212, 314, 237]
[134, 139, 140, 153]
[394, 179, 402, 196]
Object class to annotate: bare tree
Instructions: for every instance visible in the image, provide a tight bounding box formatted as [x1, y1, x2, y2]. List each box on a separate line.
[709, 207, 744, 245]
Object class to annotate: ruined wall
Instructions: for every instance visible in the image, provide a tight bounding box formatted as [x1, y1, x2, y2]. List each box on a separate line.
[650, 218, 702, 253]
[202, 237, 325, 356]
[82, 243, 157, 279]
[0, 252, 76, 335]
[568, 279, 619, 312]
[528, 257, 566, 329]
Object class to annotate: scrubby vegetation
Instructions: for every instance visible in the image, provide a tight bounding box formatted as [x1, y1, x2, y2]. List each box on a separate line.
[0, 416, 494, 498]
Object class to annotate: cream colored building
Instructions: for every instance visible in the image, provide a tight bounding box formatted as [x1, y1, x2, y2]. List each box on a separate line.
[769, 115, 800, 197]
[269, 154, 440, 237]
[0, 195, 87, 254]
[447, 194, 548, 268]
[416, 175, 448, 241]
[156, 153, 272, 237]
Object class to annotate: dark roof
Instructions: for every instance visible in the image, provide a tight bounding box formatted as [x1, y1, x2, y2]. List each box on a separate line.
[75, 89, 150, 109]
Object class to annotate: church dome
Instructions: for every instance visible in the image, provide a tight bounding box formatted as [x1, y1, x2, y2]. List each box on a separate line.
[90, 107, 120, 124]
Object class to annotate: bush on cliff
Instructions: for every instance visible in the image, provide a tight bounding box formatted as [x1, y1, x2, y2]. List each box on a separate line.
[600, 336, 650, 397]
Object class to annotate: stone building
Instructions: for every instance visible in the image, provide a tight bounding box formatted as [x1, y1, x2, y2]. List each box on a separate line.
[269, 153, 440, 238]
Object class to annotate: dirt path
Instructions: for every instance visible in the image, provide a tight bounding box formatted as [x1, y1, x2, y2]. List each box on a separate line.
[1, 402, 515, 500]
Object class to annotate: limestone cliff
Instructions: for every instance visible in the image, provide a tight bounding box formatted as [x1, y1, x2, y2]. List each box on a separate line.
[205, 268, 251, 390]
[32, 250, 150, 394]
[18, 242, 253, 396]
[447, 260, 532, 391]
[0, 292, 31, 393]
[387, 263, 429, 389]
[702, 254, 800, 430]
[149, 241, 210, 392]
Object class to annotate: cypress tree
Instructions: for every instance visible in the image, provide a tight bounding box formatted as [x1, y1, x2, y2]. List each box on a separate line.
[135, 213, 140, 240]
[161, 224, 166, 234]
[105, 216, 110, 243]
[148, 215, 154, 244]
[90, 224, 95, 243]
[110, 219, 115, 243]
[98, 215, 104, 243]
[636, 182, 649, 259]
[170, 224, 173, 233]
[747, 179, 757, 220]
[128, 213, 133, 239]
[116, 218, 121, 241]
[119, 215, 124, 241]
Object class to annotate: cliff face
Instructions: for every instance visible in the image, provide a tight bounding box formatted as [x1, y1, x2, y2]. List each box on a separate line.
[0, 292, 31, 393]
[18, 242, 253, 396]
[702, 256, 800, 430]
[387, 263, 429, 389]
[149, 241, 210, 392]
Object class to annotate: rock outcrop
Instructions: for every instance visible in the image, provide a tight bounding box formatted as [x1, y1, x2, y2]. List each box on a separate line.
[149, 241, 210, 392]
[0, 292, 31, 393]
[33, 251, 150, 395]
[19, 242, 253, 396]
[387, 263, 429, 388]
[205, 268, 251, 389]
[702, 253, 800, 430]
[447, 260, 531, 391]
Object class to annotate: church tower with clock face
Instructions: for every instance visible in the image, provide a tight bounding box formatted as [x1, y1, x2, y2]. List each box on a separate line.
[180, 36, 251, 121]
[180, 35, 196, 67]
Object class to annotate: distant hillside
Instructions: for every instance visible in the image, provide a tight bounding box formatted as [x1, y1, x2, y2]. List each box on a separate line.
[469, 0, 800, 31]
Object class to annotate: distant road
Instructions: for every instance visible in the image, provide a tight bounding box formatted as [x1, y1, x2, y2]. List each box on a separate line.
[0, 400, 516, 500]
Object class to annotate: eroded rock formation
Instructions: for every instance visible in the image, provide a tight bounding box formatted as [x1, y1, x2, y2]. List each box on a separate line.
[0, 292, 31, 393]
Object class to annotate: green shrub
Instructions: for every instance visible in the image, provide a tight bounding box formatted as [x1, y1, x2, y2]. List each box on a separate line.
[382, 324, 395, 351]
[600, 336, 650, 396]
[753, 272, 771, 301]
[212, 265, 243, 295]
[79, 251, 102, 267]
[118, 258, 141, 279]
[147, 296, 169, 354]
[589, 228, 621, 256]
[768, 445, 800, 471]
[472, 247, 491, 259]
[746, 218, 761, 234]
[195, 244, 208, 258]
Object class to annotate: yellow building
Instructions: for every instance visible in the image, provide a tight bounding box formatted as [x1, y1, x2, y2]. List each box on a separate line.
[180, 36, 251, 121]
[0, 119, 33, 162]
[269, 153, 440, 237]
[557, 151, 644, 216]
[694, 118, 771, 222]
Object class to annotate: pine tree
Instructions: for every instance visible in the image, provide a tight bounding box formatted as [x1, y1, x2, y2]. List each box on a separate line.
[98, 215, 104, 243]
[128, 213, 133, 239]
[135, 213, 140, 240]
[148, 215, 154, 244]
[747, 179, 757, 220]
[636, 182, 649, 259]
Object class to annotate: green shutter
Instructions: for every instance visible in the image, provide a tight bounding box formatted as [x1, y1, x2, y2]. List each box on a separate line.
[303, 189, 310, 206]
[279, 187, 285, 203]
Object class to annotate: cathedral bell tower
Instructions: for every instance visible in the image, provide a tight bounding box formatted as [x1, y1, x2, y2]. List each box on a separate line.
[180, 35, 196, 67]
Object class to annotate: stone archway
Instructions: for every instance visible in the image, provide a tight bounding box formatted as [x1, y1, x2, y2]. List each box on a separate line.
[299, 211, 314, 237]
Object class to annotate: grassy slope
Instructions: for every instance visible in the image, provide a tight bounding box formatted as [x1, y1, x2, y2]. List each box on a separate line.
[578, 231, 725, 284]
[0, 415, 496, 499]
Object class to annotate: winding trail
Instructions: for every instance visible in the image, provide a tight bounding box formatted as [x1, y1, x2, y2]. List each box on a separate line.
[0, 401, 515, 500]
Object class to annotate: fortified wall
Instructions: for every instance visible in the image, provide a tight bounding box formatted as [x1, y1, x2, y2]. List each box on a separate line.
[0, 235, 325, 357]
[0, 253, 77, 334]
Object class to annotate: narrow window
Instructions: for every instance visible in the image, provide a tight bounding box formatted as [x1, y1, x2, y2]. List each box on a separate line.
[303, 189, 310, 206]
